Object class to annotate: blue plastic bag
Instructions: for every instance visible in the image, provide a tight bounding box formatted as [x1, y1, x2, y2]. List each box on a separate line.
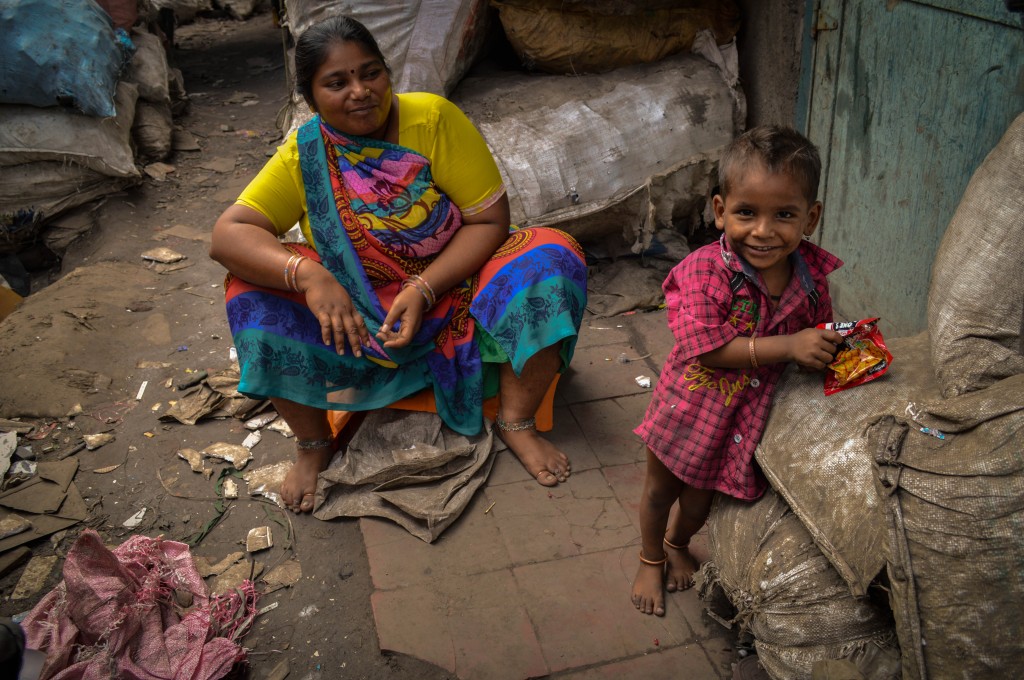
[0, 0, 133, 117]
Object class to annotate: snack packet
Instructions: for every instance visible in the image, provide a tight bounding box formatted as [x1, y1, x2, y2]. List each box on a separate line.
[817, 317, 893, 395]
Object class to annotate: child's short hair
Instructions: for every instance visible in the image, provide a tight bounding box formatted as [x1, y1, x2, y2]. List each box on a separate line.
[718, 125, 822, 203]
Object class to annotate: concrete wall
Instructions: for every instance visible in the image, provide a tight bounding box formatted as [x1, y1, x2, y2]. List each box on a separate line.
[735, 0, 806, 128]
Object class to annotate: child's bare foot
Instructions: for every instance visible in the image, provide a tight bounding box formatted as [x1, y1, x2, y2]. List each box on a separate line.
[281, 444, 335, 513]
[497, 425, 570, 487]
[631, 553, 667, 616]
[664, 537, 700, 592]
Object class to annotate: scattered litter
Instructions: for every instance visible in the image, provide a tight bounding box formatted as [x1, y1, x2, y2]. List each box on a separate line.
[0, 419, 34, 434]
[262, 559, 302, 593]
[635, 375, 652, 388]
[92, 464, 121, 474]
[919, 427, 946, 440]
[137, 360, 172, 369]
[193, 551, 245, 578]
[8, 458, 36, 475]
[10, 555, 58, 600]
[122, 508, 147, 528]
[177, 345, 189, 352]
[66, 404, 84, 417]
[209, 559, 263, 597]
[135, 380, 149, 400]
[241, 430, 261, 450]
[257, 601, 279, 616]
[151, 403, 162, 412]
[245, 411, 279, 430]
[82, 433, 115, 450]
[0, 431, 16, 477]
[616, 352, 652, 363]
[243, 461, 290, 503]
[298, 605, 319, 619]
[223, 478, 239, 499]
[266, 417, 294, 438]
[15, 446, 34, 460]
[484, 501, 496, 514]
[140, 246, 185, 264]
[246, 526, 273, 552]
[175, 370, 208, 390]
[203, 442, 252, 470]
[143, 431, 155, 438]
[177, 448, 206, 473]
[0, 514, 32, 540]
[228, 346, 238, 362]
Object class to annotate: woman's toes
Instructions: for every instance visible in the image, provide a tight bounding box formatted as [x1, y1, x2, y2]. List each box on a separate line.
[300, 493, 315, 512]
[536, 470, 558, 487]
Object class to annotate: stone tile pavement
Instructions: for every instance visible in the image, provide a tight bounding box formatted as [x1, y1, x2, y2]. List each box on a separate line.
[361, 311, 737, 679]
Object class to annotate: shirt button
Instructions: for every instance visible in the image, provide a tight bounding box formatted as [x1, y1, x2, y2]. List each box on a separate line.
[750, 378, 761, 388]
[733, 434, 743, 443]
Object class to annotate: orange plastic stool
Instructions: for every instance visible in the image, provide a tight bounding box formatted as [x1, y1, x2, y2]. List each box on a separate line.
[329, 374, 559, 437]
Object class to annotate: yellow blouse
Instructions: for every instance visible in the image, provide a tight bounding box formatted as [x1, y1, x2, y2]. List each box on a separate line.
[235, 92, 505, 246]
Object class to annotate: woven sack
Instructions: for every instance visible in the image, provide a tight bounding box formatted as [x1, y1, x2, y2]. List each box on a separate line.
[870, 373, 1024, 680]
[927, 112, 1024, 397]
[701, 489, 900, 680]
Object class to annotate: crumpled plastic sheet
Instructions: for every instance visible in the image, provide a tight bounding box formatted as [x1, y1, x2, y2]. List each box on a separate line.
[22, 530, 256, 680]
[314, 409, 495, 543]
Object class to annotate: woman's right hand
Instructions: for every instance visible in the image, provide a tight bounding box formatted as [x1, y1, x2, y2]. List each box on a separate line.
[297, 262, 371, 356]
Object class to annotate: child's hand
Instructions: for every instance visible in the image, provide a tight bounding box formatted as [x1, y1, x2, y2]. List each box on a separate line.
[787, 327, 844, 370]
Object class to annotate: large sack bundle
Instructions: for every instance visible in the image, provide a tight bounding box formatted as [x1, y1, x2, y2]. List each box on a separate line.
[453, 51, 740, 248]
[701, 489, 901, 680]
[870, 374, 1024, 680]
[284, 0, 490, 98]
[753, 333, 939, 597]
[491, 0, 740, 74]
[127, 29, 171, 104]
[0, 83, 141, 250]
[0, 0, 129, 117]
[927, 112, 1024, 398]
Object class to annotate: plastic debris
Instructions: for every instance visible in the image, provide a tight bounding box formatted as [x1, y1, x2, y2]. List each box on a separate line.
[246, 526, 273, 552]
[203, 442, 252, 470]
[223, 478, 239, 499]
[265, 417, 294, 438]
[298, 605, 319, 619]
[241, 430, 261, 450]
[245, 411, 279, 430]
[140, 246, 185, 263]
[82, 433, 115, 450]
[122, 508, 147, 528]
[228, 346, 238, 362]
[135, 381, 149, 400]
[919, 426, 946, 440]
[635, 375, 652, 388]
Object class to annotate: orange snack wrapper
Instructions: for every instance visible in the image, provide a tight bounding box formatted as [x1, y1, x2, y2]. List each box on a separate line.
[817, 318, 893, 395]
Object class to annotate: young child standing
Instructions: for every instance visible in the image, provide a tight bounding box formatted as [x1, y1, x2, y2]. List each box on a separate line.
[631, 126, 844, 616]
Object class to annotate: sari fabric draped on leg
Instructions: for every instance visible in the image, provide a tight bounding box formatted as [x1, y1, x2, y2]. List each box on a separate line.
[226, 117, 586, 436]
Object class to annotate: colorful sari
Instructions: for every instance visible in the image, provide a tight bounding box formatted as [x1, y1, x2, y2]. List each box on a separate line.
[225, 117, 586, 435]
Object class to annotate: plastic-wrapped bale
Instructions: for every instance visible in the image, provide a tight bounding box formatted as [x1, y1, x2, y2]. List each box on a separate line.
[927, 112, 1024, 398]
[870, 374, 1024, 680]
[752, 333, 940, 597]
[491, 0, 740, 74]
[0, 0, 129, 117]
[700, 489, 901, 680]
[452, 51, 740, 249]
[283, 0, 490, 101]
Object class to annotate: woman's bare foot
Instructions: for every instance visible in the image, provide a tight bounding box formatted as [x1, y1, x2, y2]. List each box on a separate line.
[631, 559, 666, 616]
[498, 427, 570, 486]
[664, 537, 700, 592]
[281, 445, 335, 513]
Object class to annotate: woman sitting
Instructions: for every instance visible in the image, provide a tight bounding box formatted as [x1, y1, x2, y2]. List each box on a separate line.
[209, 15, 587, 513]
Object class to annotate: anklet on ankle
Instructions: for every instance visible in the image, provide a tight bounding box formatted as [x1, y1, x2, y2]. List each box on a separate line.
[663, 536, 688, 551]
[495, 415, 536, 432]
[639, 550, 668, 566]
[296, 438, 332, 451]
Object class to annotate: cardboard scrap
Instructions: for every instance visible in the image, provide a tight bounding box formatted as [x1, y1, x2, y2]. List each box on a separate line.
[246, 526, 272, 552]
[0, 545, 30, 578]
[177, 447, 206, 473]
[0, 512, 32, 539]
[193, 551, 245, 578]
[141, 246, 186, 264]
[203, 443, 252, 470]
[11, 554, 59, 600]
[209, 559, 262, 597]
[0, 459, 79, 514]
[262, 558, 301, 593]
[0, 468, 88, 553]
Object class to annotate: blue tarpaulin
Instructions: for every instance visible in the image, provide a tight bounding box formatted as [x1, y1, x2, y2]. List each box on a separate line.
[0, 0, 131, 117]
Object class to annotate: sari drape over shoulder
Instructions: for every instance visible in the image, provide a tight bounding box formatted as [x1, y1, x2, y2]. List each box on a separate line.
[226, 116, 586, 435]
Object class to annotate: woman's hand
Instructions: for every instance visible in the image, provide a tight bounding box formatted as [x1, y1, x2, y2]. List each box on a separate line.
[376, 285, 428, 349]
[298, 262, 371, 356]
[786, 327, 843, 371]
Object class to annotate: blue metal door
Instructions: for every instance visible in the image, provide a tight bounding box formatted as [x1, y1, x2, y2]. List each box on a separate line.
[803, 0, 1023, 335]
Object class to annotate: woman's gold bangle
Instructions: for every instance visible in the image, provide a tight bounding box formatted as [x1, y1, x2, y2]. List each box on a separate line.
[749, 336, 759, 370]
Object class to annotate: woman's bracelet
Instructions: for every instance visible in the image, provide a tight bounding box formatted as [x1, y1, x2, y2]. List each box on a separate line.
[748, 336, 759, 370]
[402, 275, 436, 309]
[284, 254, 308, 292]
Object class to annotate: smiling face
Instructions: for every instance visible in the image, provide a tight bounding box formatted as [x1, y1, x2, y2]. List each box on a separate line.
[308, 40, 393, 139]
[714, 161, 822, 284]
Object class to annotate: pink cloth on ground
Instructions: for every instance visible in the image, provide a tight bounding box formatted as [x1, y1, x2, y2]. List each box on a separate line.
[22, 529, 255, 680]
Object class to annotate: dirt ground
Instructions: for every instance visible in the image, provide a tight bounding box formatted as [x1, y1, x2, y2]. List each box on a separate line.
[0, 13, 455, 680]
